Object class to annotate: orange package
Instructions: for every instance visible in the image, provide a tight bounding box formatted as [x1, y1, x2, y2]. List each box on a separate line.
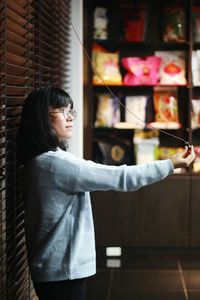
[153, 88, 181, 128]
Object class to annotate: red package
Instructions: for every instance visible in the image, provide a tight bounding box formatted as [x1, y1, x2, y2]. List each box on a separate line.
[121, 4, 149, 42]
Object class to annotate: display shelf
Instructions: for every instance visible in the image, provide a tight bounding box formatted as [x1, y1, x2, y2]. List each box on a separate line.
[93, 40, 190, 51]
[83, 0, 200, 248]
[93, 84, 190, 90]
[85, 0, 200, 173]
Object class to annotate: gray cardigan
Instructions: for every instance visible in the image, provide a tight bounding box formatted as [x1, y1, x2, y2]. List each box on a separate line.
[23, 148, 174, 282]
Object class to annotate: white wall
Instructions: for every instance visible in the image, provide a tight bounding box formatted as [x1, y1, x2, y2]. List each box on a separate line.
[68, 0, 83, 158]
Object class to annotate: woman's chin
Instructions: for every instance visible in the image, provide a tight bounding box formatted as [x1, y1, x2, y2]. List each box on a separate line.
[65, 134, 73, 140]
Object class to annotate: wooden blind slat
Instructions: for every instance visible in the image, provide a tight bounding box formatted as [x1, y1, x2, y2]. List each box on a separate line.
[3, 53, 32, 67]
[6, 19, 28, 36]
[7, 7, 30, 27]
[1, 40, 32, 57]
[5, 63, 32, 76]
[1, 1, 71, 299]
[1, 74, 31, 86]
[6, 30, 32, 47]
[6, 0, 29, 18]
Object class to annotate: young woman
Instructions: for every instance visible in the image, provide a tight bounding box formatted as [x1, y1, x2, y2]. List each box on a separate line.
[17, 86, 195, 300]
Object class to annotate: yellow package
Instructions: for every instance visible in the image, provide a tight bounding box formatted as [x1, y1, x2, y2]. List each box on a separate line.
[158, 147, 184, 160]
[92, 44, 122, 85]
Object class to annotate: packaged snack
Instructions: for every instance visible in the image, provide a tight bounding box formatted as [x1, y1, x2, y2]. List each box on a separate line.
[192, 51, 200, 86]
[124, 95, 148, 129]
[93, 7, 108, 40]
[151, 87, 181, 129]
[158, 147, 185, 173]
[158, 147, 184, 160]
[121, 56, 161, 85]
[95, 94, 120, 127]
[155, 51, 187, 85]
[134, 130, 159, 164]
[162, 5, 186, 43]
[193, 146, 200, 173]
[191, 99, 200, 129]
[121, 4, 149, 42]
[94, 136, 134, 165]
[92, 44, 122, 85]
[193, 7, 200, 42]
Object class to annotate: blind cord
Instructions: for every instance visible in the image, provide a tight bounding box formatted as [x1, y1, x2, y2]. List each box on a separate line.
[69, 19, 190, 148]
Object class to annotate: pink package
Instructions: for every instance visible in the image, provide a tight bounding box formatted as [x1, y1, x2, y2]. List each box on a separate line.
[121, 56, 161, 85]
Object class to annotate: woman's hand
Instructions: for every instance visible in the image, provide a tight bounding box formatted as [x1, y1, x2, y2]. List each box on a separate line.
[170, 145, 195, 169]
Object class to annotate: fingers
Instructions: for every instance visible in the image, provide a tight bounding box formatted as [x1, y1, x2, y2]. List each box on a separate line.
[183, 145, 195, 167]
[184, 145, 193, 156]
[189, 146, 195, 162]
[171, 145, 195, 169]
[182, 146, 189, 158]
[186, 145, 195, 158]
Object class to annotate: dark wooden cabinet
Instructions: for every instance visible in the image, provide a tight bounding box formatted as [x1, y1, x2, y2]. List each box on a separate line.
[190, 176, 200, 247]
[84, 0, 200, 248]
[91, 176, 190, 247]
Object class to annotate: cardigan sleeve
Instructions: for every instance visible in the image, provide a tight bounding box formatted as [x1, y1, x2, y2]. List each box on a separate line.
[75, 158, 174, 192]
[32, 150, 174, 194]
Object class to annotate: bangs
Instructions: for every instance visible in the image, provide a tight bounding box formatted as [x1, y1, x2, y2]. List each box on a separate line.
[49, 87, 73, 109]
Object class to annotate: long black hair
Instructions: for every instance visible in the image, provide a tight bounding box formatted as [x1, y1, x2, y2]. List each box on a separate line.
[17, 86, 73, 164]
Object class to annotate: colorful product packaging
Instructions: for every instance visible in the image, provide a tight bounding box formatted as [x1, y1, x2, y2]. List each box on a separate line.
[92, 44, 122, 85]
[133, 130, 159, 164]
[122, 4, 149, 42]
[191, 99, 200, 129]
[93, 7, 108, 40]
[95, 94, 120, 127]
[158, 147, 185, 173]
[192, 50, 200, 86]
[124, 95, 148, 129]
[193, 6, 200, 42]
[193, 146, 200, 173]
[162, 4, 186, 43]
[121, 56, 161, 85]
[94, 136, 134, 166]
[155, 51, 187, 85]
[150, 87, 181, 129]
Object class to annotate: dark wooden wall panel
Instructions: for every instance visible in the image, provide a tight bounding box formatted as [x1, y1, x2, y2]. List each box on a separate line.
[91, 176, 190, 247]
[190, 176, 200, 247]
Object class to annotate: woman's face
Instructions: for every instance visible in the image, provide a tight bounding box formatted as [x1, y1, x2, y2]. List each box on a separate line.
[49, 104, 77, 141]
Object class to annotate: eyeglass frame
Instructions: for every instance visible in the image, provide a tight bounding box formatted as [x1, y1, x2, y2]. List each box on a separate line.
[49, 108, 77, 120]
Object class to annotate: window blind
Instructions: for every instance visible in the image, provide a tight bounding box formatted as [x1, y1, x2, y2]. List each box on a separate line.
[0, 0, 71, 299]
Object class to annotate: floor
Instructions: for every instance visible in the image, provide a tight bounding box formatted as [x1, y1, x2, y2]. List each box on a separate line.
[85, 248, 200, 300]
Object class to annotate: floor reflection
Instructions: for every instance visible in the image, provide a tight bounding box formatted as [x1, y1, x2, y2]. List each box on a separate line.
[86, 248, 200, 300]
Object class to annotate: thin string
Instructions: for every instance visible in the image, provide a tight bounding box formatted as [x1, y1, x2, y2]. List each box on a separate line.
[70, 19, 189, 146]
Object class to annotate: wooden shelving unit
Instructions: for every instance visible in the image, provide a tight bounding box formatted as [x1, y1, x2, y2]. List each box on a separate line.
[83, 0, 200, 249]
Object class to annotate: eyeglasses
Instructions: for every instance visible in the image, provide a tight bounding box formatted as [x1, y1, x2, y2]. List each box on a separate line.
[50, 108, 77, 120]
